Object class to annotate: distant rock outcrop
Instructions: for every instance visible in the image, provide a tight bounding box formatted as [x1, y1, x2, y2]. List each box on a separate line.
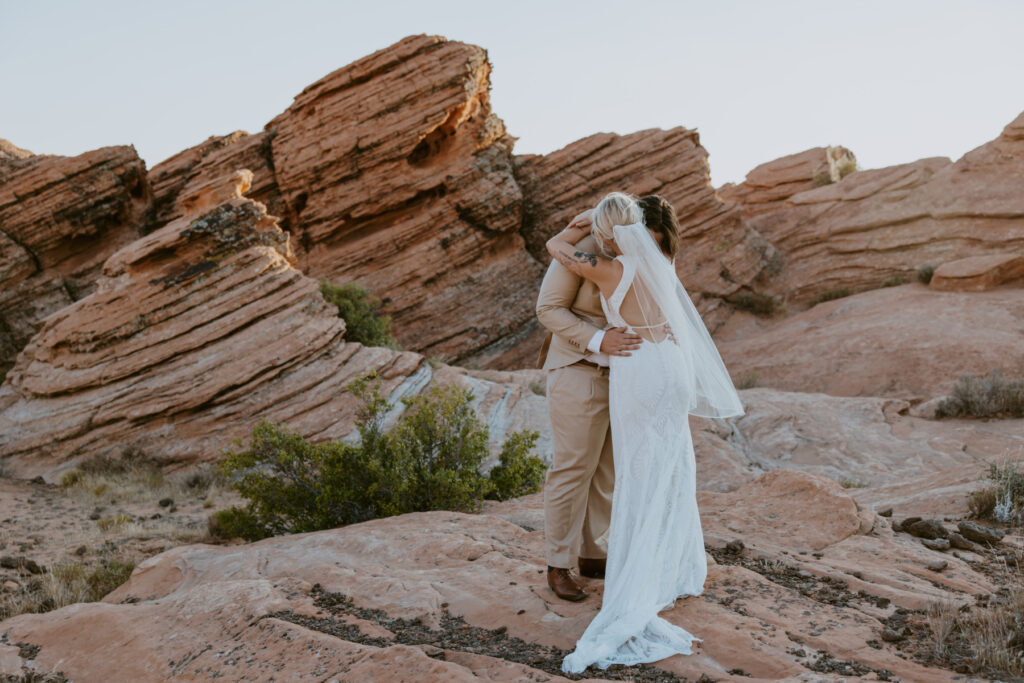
[723, 112, 1024, 306]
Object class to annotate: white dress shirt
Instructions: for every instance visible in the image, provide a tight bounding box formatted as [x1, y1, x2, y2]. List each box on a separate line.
[585, 329, 610, 366]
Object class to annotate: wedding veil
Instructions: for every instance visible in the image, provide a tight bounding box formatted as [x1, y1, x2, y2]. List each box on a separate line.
[612, 222, 745, 420]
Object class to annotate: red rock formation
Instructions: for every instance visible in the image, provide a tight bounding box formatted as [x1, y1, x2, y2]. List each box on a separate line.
[0, 143, 149, 380]
[0, 171, 545, 478]
[727, 112, 1024, 305]
[715, 282, 1024, 399]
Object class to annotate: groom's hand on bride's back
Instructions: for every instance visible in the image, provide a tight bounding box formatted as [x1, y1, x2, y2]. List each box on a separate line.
[601, 327, 643, 356]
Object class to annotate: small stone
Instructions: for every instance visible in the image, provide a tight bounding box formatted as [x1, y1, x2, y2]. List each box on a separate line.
[158, 497, 174, 508]
[948, 532, 976, 551]
[881, 627, 903, 642]
[877, 507, 893, 517]
[89, 512, 101, 520]
[901, 515, 922, 527]
[957, 520, 1004, 545]
[74, 545, 88, 556]
[0, 556, 42, 574]
[906, 519, 949, 540]
[168, 506, 177, 513]
[30, 476, 45, 485]
[922, 538, 950, 551]
[876, 597, 891, 609]
[926, 559, 948, 572]
[725, 539, 744, 553]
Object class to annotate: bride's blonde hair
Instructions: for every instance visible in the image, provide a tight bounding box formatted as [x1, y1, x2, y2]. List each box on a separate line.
[592, 191, 643, 256]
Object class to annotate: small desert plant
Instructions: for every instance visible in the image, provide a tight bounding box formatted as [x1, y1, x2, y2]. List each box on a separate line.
[1, 557, 136, 620]
[916, 264, 936, 284]
[809, 288, 852, 306]
[925, 551, 1024, 679]
[837, 477, 870, 489]
[212, 373, 545, 541]
[935, 368, 1024, 419]
[881, 275, 906, 288]
[730, 291, 778, 317]
[318, 278, 399, 348]
[734, 370, 759, 390]
[528, 380, 546, 396]
[969, 460, 1024, 524]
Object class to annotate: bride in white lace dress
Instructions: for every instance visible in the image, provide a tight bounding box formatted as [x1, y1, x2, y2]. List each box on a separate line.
[545, 192, 745, 674]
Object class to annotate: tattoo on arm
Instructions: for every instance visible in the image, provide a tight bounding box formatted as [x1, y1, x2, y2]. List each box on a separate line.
[553, 246, 599, 270]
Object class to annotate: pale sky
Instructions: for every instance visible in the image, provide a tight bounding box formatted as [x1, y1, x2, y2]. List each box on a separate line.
[2, 0, 1022, 186]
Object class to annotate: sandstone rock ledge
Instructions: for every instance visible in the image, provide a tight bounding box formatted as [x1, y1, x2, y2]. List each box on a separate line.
[0, 470, 995, 682]
[0, 171, 545, 479]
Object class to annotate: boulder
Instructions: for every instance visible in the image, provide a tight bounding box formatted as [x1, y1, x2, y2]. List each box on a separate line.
[957, 520, 1005, 545]
[905, 519, 950, 540]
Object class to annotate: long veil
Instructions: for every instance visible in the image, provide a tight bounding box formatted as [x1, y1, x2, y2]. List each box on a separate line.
[612, 222, 745, 420]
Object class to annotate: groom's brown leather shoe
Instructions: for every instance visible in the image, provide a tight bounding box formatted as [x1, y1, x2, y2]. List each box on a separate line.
[578, 556, 606, 579]
[547, 567, 587, 601]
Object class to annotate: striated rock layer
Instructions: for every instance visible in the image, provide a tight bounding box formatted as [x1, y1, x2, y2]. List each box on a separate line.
[0, 469, 997, 682]
[0, 143, 150, 380]
[0, 171, 545, 479]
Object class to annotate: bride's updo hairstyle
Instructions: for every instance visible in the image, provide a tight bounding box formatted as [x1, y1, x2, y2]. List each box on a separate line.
[638, 195, 680, 259]
[592, 191, 643, 256]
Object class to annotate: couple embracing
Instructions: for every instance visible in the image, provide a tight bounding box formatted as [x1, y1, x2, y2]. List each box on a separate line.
[534, 192, 745, 674]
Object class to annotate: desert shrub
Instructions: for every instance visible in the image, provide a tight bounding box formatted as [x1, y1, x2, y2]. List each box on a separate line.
[916, 263, 935, 284]
[935, 368, 1024, 419]
[2, 557, 136, 620]
[969, 461, 1024, 525]
[318, 278, 399, 348]
[809, 288, 851, 306]
[486, 430, 548, 501]
[925, 551, 1024, 679]
[881, 275, 906, 287]
[213, 374, 545, 541]
[735, 370, 759, 389]
[730, 291, 778, 317]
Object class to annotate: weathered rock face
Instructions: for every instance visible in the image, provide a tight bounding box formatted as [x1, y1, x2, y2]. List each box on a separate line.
[929, 253, 1024, 291]
[0, 172, 546, 479]
[726, 111, 1024, 306]
[146, 35, 545, 367]
[514, 127, 782, 316]
[715, 282, 1024, 400]
[0, 469, 996, 682]
[718, 145, 857, 217]
[0, 144, 149, 380]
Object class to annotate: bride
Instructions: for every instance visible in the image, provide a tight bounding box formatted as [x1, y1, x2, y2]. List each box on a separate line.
[544, 191, 745, 673]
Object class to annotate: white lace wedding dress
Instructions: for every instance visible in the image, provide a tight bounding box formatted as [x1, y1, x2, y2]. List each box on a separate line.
[561, 223, 745, 674]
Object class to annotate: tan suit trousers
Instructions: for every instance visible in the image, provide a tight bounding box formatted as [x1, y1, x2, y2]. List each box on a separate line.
[544, 362, 615, 568]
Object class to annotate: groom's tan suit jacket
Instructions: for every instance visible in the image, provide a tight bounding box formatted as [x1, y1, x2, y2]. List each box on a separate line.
[535, 235, 615, 568]
[535, 236, 608, 370]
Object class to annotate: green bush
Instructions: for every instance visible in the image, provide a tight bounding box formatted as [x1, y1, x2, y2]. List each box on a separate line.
[969, 461, 1024, 525]
[213, 374, 545, 540]
[881, 274, 906, 288]
[318, 278, 399, 348]
[916, 264, 935, 284]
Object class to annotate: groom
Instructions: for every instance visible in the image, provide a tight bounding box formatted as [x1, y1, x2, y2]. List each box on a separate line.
[535, 214, 642, 601]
